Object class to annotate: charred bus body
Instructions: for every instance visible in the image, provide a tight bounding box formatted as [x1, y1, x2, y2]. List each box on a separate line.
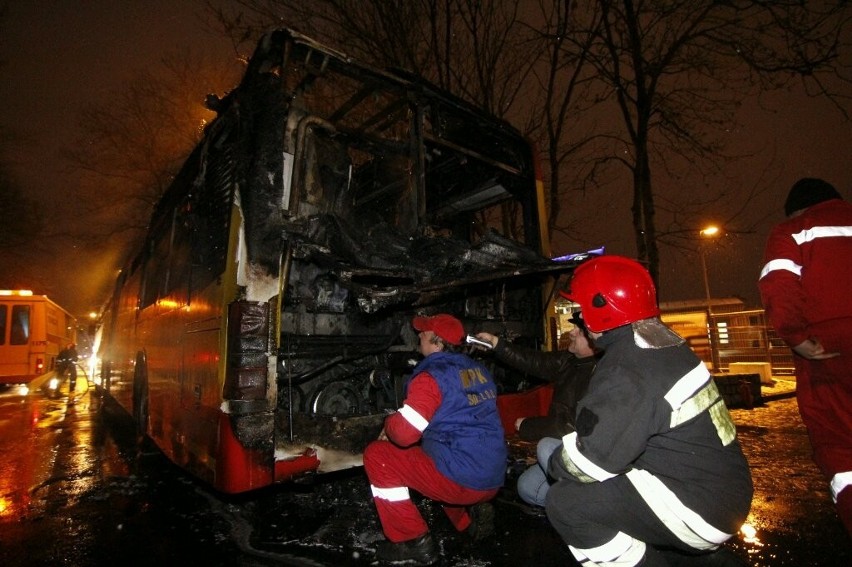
[99, 29, 582, 493]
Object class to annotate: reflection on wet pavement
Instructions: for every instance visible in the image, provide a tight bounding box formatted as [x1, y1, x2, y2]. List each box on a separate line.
[1, 379, 851, 566]
[728, 398, 850, 566]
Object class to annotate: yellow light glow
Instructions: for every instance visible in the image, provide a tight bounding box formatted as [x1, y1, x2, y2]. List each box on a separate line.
[0, 289, 34, 296]
[740, 522, 761, 545]
[700, 225, 720, 237]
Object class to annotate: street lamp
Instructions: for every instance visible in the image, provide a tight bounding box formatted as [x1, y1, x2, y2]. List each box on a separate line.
[699, 225, 719, 312]
[700, 225, 721, 372]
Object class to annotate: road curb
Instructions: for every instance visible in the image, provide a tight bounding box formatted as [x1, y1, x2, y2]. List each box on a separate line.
[760, 378, 797, 404]
[27, 370, 59, 392]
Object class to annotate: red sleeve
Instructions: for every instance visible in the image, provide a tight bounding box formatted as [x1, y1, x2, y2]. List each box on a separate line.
[384, 372, 442, 447]
[759, 224, 809, 347]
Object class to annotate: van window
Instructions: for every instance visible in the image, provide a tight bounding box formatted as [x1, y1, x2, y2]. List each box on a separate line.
[0, 305, 6, 345]
[10, 305, 30, 345]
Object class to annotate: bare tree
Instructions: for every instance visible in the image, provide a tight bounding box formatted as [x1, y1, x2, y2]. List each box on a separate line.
[0, 3, 44, 286]
[210, 0, 543, 117]
[66, 50, 242, 244]
[521, 1, 606, 240]
[0, 167, 44, 253]
[208, 0, 850, 283]
[0, 162, 48, 296]
[585, 0, 851, 283]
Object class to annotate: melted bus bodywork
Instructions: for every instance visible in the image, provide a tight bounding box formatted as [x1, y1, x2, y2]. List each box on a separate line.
[99, 29, 583, 493]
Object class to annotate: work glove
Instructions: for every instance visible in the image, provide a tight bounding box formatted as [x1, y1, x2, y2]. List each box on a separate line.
[546, 442, 573, 481]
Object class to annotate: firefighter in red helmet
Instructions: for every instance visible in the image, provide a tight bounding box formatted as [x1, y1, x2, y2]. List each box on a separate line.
[545, 255, 753, 566]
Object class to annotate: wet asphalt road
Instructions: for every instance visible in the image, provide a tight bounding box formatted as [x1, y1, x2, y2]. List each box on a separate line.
[0, 375, 850, 566]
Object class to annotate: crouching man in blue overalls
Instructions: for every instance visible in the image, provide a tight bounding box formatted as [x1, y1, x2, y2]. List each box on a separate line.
[364, 313, 507, 566]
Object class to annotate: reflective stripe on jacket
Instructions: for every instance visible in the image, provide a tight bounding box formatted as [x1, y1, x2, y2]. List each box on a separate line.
[758, 198, 852, 347]
[559, 325, 753, 540]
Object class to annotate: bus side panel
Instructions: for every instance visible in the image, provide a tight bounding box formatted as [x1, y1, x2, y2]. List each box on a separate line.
[140, 302, 185, 458]
[104, 268, 144, 411]
[102, 266, 240, 489]
[171, 283, 229, 488]
[145, 288, 279, 492]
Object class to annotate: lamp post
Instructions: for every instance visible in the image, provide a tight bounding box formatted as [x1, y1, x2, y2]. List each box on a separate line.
[700, 225, 721, 372]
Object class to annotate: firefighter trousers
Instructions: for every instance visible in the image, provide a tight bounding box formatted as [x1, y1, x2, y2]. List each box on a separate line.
[545, 475, 727, 566]
[795, 325, 852, 537]
[363, 440, 498, 542]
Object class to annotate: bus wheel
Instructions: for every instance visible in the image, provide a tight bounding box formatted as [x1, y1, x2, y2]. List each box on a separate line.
[310, 381, 362, 416]
[132, 354, 149, 437]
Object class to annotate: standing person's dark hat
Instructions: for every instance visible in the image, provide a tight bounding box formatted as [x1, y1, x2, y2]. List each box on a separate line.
[784, 178, 842, 217]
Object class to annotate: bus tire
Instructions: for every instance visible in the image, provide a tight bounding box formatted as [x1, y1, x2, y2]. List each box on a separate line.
[310, 380, 362, 416]
[132, 353, 149, 437]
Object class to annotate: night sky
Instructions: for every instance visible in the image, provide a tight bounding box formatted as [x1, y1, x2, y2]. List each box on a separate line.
[1, 1, 850, 318]
[1, 1, 235, 317]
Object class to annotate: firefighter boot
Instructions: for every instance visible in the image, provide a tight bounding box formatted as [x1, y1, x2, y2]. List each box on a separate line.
[465, 501, 496, 541]
[375, 533, 439, 565]
[656, 545, 746, 566]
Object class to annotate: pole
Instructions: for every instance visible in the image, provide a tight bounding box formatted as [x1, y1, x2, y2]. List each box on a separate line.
[700, 246, 721, 373]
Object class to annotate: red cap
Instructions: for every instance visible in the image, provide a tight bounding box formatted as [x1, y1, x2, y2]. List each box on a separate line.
[412, 314, 465, 345]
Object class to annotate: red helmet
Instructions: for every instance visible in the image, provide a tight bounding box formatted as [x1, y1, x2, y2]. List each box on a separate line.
[560, 256, 659, 332]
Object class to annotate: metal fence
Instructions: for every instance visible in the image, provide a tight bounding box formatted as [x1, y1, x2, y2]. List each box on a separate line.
[707, 311, 795, 376]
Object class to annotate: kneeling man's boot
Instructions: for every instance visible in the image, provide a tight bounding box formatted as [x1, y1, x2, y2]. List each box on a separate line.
[376, 533, 439, 565]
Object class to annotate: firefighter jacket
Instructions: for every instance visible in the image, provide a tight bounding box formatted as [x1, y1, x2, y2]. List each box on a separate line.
[57, 347, 78, 367]
[493, 340, 596, 440]
[758, 198, 852, 349]
[391, 351, 507, 491]
[549, 324, 753, 542]
[758, 197, 852, 504]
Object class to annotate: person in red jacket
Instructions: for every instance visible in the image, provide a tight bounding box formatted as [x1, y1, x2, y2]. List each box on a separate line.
[364, 313, 507, 566]
[759, 177, 852, 536]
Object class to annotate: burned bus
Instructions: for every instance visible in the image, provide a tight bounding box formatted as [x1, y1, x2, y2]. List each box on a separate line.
[97, 29, 585, 493]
